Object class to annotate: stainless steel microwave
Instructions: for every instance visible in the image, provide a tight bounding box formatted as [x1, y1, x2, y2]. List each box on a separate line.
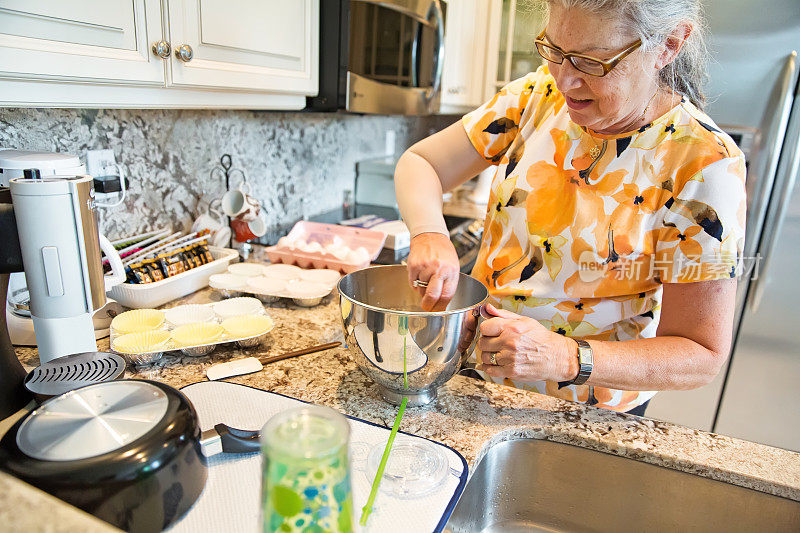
[307, 0, 446, 115]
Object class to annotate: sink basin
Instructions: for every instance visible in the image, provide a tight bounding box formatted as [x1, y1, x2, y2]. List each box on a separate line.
[445, 439, 800, 532]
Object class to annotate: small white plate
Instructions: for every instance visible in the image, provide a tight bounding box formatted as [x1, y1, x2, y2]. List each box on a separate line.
[246, 276, 288, 295]
[228, 263, 266, 277]
[262, 263, 304, 280]
[208, 273, 249, 290]
[298, 268, 341, 287]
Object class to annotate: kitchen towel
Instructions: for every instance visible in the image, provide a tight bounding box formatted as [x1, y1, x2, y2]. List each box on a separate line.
[168, 381, 468, 533]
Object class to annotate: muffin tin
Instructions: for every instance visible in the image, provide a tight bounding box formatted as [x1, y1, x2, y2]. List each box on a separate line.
[208, 263, 340, 307]
[110, 298, 274, 365]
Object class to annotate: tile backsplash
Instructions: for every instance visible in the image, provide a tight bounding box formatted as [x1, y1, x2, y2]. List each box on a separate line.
[0, 108, 457, 242]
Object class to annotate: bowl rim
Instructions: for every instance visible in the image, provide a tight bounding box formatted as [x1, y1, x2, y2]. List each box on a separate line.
[337, 265, 488, 317]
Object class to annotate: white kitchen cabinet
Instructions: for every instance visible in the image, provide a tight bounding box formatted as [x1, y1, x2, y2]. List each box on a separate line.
[165, 0, 318, 95]
[439, 0, 543, 114]
[0, 0, 164, 85]
[491, 0, 544, 92]
[0, 0, 318, 109]
[440, 0, 499, 113]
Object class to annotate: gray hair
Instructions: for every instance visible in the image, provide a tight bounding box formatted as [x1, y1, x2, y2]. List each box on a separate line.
[535, 0, 709, 108]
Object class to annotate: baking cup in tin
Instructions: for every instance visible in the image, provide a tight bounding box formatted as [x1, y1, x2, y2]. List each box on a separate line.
[164, 304, 215, 326]
[171, 322, 224, 346]
[112, 330, 170, 365]
[111, 309, 165, 334]
[213, 297, 263, 318]
[222, 314, 274, 346]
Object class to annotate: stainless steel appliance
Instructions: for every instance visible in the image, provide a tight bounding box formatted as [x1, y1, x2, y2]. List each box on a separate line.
[647, 0, 800, 452]
[1, 150, 124, 348]
[307, 0, 446, 115]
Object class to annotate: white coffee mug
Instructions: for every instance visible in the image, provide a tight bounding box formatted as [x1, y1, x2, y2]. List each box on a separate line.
[192, 199, 225, 234]
[222, 182, 261, 221]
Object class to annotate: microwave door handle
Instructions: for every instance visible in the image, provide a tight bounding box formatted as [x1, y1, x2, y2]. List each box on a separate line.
[748, 70, 800, 313]
[426, 0, 445, 101]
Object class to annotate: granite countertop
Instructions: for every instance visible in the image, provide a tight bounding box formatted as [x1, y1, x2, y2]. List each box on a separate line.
[6, 285, 800, 529]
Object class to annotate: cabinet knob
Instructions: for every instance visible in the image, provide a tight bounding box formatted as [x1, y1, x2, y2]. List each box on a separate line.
[175, 44, 194, 62]
[151, 40, 171, 59]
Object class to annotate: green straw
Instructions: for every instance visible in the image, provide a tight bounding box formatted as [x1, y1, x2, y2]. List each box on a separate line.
[403, 336, 408, 389]
[360, 396, 408, 526]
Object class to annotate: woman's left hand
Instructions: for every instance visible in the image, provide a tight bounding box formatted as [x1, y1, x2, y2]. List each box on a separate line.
[476, 304, 578, 382]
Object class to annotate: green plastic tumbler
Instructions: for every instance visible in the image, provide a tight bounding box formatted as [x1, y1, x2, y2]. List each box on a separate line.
[261, 405, 353, 533]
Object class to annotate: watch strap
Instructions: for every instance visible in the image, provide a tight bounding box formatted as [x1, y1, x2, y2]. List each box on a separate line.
[558, 339, 593, 387]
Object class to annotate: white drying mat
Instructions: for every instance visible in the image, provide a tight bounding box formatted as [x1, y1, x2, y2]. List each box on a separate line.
[168, 381, 468, 533]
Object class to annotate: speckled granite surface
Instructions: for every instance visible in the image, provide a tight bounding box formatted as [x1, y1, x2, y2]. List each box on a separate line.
[0, 108, 457, 243]
[12, 286, 800, 504]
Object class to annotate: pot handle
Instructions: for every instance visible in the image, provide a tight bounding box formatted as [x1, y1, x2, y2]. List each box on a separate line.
[200, 423, 261, 457]
[215, 423, 261, 453]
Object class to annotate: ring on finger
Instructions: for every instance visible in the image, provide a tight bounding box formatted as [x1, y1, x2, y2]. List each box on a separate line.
[412, 279, 429, 288]
[488, 352, 498, 366]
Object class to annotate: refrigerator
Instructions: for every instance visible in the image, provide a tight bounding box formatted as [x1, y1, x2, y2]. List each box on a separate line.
[647, 0, 800, 452]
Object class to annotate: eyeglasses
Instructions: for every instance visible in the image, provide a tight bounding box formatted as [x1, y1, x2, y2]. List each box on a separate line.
[534, 30, 642, 77]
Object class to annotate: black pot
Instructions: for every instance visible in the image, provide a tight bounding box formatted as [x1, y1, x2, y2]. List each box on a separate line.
[0, 379, 260, 532]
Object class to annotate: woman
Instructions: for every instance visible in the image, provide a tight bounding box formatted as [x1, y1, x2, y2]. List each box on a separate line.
[394, 0, 746, 415]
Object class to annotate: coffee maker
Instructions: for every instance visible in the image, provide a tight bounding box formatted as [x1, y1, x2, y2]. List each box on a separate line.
[0, 175, 124, 419]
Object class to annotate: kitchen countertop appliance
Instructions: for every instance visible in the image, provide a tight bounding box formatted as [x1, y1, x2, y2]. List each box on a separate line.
[0, 174, 124, 419]
[307, 0, 446, 115]
[2, 150, 124, 348]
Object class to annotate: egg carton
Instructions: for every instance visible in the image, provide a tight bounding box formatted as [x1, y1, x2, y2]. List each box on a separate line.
[265, 221, 386, 273]
[208, 262, 341, 307]
[109, 299, 274, 365]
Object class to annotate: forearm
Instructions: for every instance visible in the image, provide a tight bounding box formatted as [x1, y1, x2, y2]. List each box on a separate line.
[584, 335, 727, 391]
[394, 150, 449, 238]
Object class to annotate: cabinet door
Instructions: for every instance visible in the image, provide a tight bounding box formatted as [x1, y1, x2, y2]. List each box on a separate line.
[492, 0, 543, 92]
[441, 0, 499, 113]
[166, 0, 318, 95]
[0, 0, 165, 85]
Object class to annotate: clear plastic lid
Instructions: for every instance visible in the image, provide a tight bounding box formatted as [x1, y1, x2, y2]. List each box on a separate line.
[366, 438, 449, 499]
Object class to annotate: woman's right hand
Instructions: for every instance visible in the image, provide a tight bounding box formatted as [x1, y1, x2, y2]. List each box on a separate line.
[407, 232, 461, 312]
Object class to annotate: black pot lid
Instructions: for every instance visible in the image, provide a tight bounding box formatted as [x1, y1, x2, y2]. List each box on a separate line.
[16, 381, 169, 462]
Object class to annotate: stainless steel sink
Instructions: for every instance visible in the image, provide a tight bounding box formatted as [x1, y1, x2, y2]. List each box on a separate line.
[445, 439, 800, 532]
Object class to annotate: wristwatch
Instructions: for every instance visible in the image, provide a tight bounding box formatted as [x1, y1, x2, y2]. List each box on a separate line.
[561, 339, 593, 386]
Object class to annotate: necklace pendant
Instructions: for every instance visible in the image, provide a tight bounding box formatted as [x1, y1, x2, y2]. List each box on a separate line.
[589, 145, 601, 159]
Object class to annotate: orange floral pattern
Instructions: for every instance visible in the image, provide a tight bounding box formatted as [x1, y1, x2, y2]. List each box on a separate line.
[463, 66, 747, 412]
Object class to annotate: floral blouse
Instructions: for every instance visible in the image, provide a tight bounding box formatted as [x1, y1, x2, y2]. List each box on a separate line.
[463, 66, 746, 412]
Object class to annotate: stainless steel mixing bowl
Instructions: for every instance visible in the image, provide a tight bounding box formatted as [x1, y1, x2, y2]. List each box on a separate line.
[338, 265, 488, 406]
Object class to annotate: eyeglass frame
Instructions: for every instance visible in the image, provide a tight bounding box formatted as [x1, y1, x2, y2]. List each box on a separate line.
[534, 30, 642, 77]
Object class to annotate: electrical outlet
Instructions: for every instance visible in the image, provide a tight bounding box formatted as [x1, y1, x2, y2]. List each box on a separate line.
[86, 149, 117, 178]
[385, 130, 396, 157]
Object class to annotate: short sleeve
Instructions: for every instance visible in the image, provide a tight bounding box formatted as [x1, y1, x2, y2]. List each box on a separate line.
[655, 153, 747, 283]
[461, 66, 548, 164]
